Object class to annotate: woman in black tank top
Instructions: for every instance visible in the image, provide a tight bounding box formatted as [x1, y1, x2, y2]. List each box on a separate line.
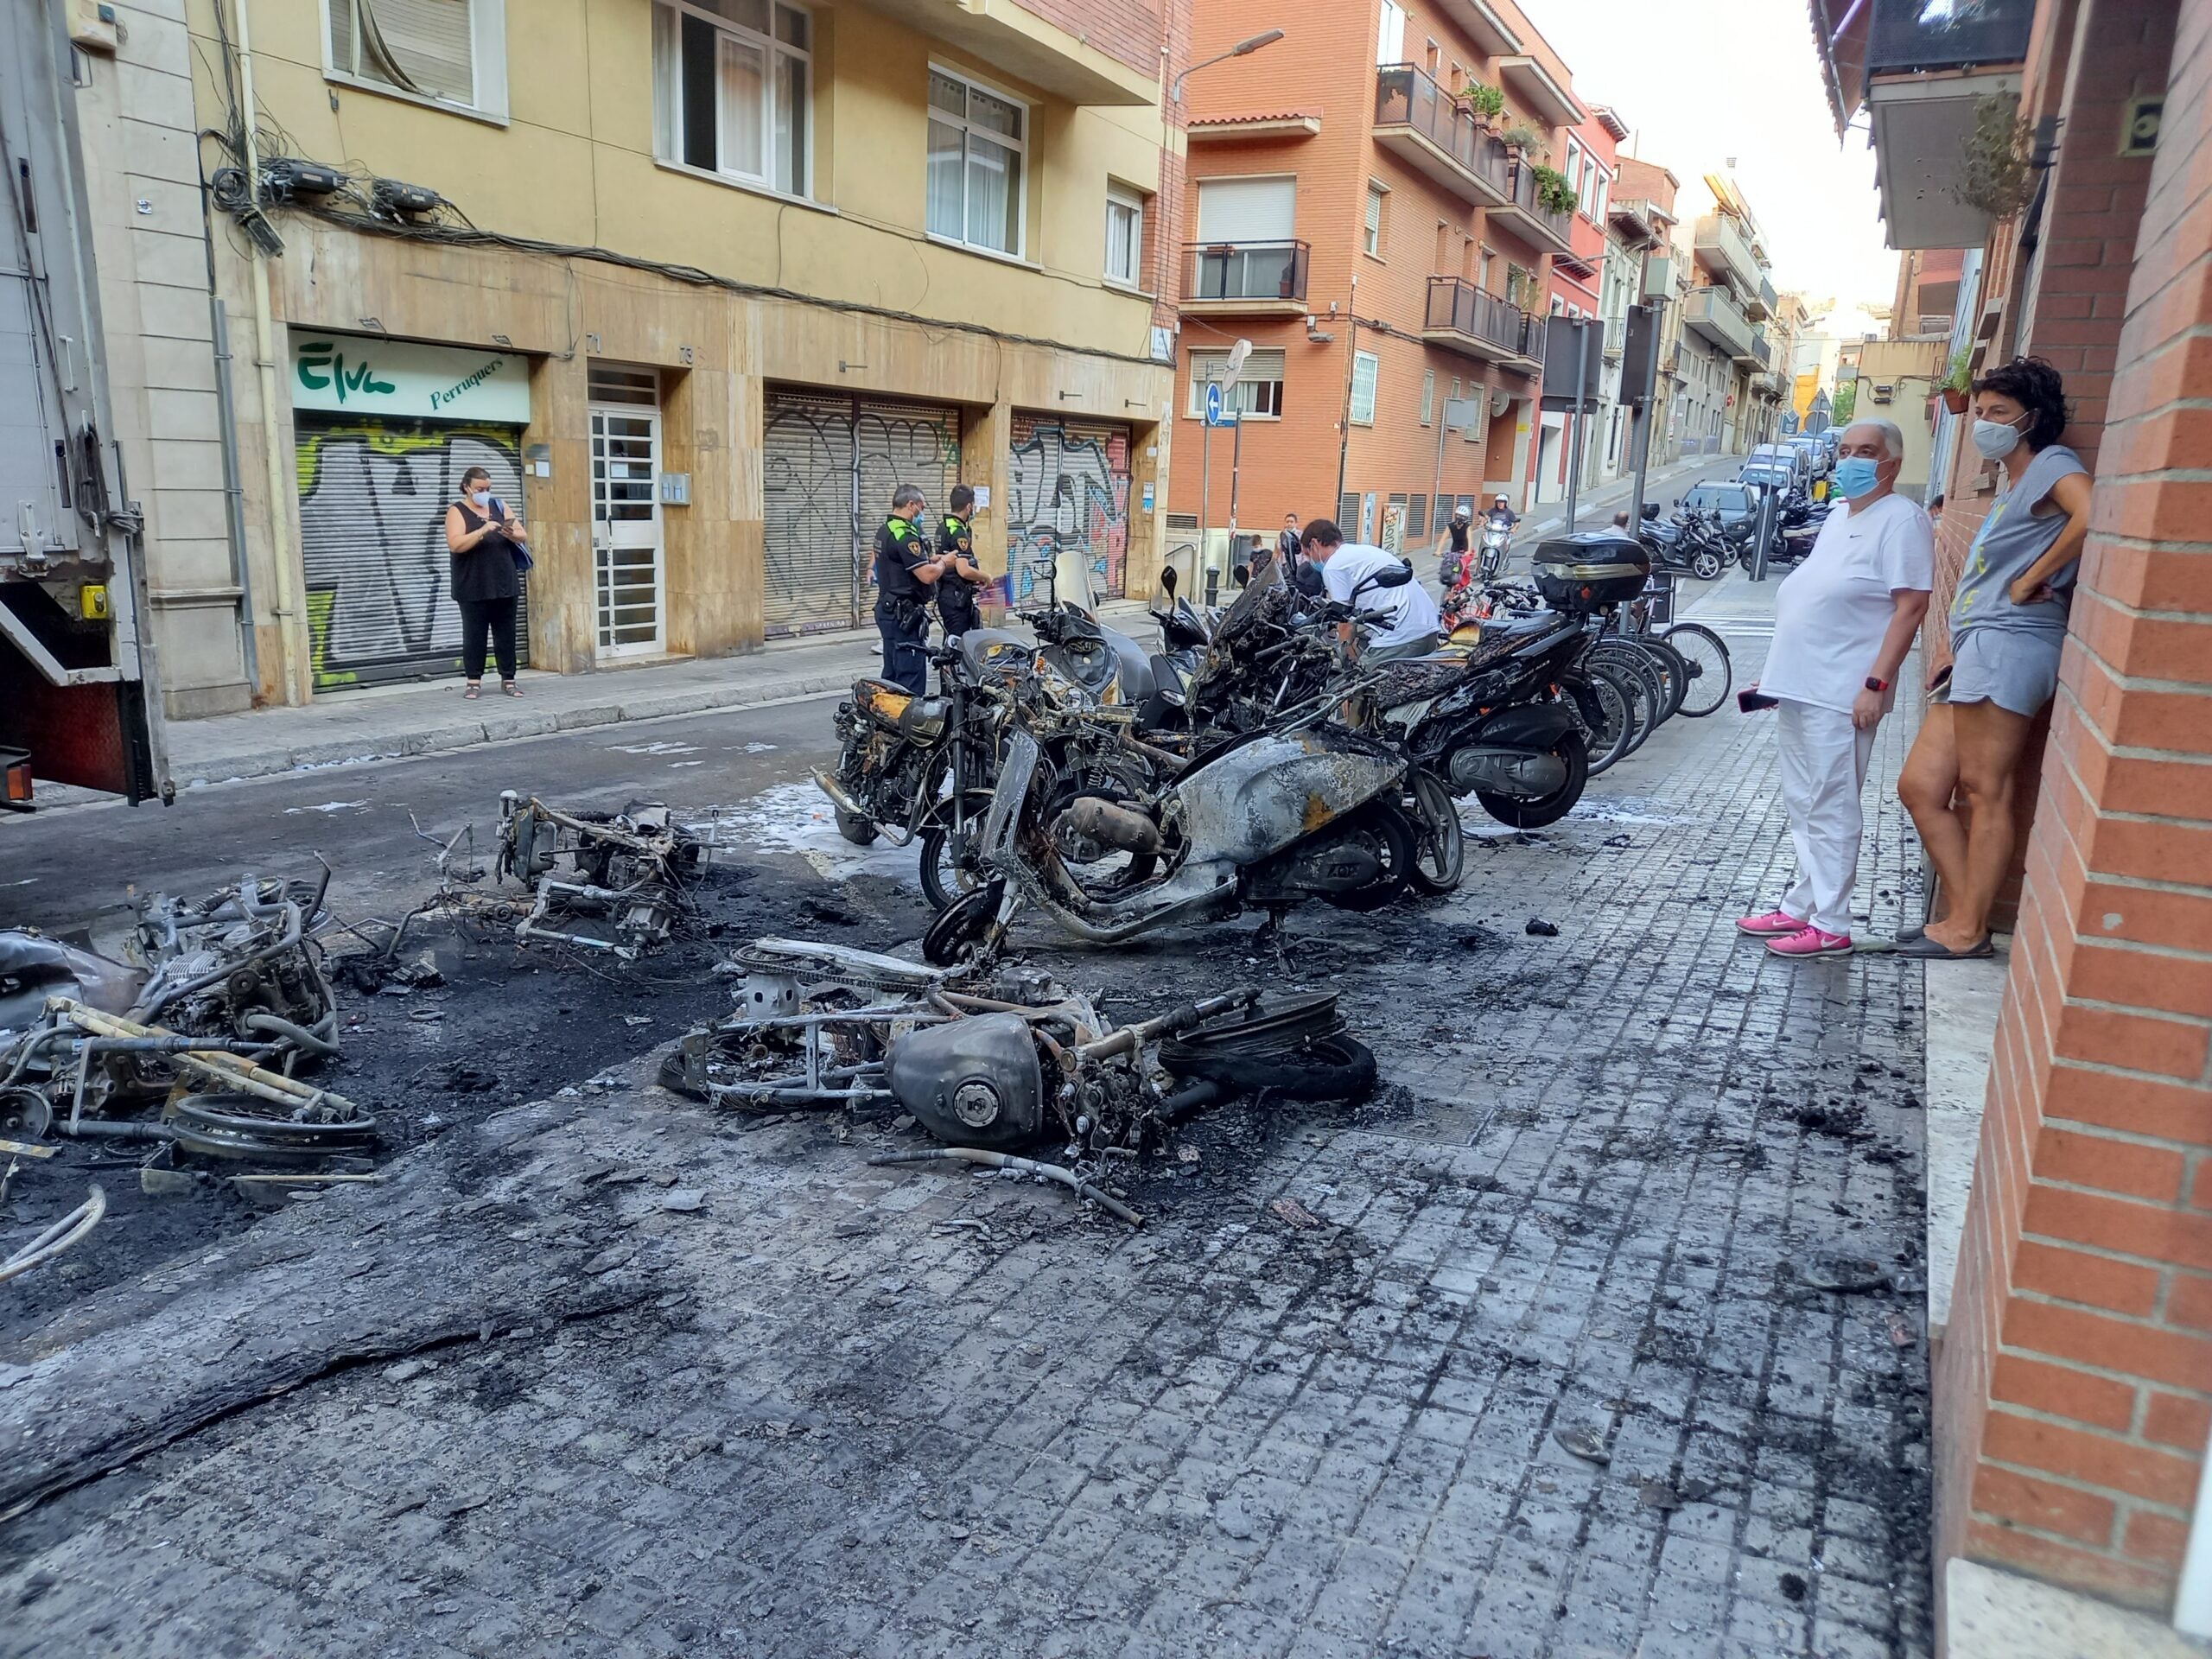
[442, 466, 528, 698]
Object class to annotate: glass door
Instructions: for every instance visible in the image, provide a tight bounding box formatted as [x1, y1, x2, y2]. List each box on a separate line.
[589, 405, 664, 658]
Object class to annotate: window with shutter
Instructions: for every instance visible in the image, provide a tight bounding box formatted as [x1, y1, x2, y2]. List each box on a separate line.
[327, 0, 506, 117]
[1363, 184, 1385, 257]
[1350, 351, 1379, 425]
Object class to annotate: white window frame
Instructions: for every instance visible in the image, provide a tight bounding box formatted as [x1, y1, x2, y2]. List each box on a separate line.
[927, 63, 1031, 262]
[1104, 186, 1146, 290]
[1377, 0, 1406, 66]
[652, 0, 817, 201]
[1187, 348, 1286, 420]
[1350, 350, 1380, 426]
[1421, 368, 1435, 426]
[1363, 181, 1387, 259]
[320, 0, 510, 124]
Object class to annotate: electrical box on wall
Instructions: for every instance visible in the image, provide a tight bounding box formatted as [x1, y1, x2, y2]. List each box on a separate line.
[69, 0, 118, 49]
[658, 473, 690, 505]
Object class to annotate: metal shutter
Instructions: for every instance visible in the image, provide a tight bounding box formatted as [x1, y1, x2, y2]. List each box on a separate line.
[296, 416, 529, 690]
[761, 389, 961, 638]
[1007, 413, 1132, 607]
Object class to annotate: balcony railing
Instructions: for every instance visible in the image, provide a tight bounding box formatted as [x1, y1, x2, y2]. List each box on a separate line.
[1694, 213, 1765, 297]
[1422, 276, 1536, 360]
[1181, 240, 1310, 309]
[1868, 0, 2033, 76]
[1498, 156, 1573, 251]
[1373, 64, 1510, 204]
[1682, 284, 1759, 363]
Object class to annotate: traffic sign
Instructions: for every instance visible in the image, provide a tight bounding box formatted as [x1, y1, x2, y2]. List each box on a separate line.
[1204, 382, 1237, 427]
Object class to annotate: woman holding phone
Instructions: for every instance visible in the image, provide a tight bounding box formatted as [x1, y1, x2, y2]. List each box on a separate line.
[443, 465, 530, 700]
[1896, 358, 2092, 961]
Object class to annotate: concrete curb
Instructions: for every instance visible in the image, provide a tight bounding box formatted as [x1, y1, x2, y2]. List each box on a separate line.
[175, 670, 858, 788]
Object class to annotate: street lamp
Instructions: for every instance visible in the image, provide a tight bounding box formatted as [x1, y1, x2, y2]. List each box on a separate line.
[1171, 29, 1285, 104]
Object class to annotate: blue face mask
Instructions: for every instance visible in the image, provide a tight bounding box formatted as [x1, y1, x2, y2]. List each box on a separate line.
[1833, 455, 1880, 499]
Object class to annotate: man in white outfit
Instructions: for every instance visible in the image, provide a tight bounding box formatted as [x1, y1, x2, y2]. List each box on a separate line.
[1737, 420, 1933, 957]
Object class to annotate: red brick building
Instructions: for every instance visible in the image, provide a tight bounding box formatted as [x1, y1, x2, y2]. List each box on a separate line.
[1815, 0, 2212, 1637]
[1169, 0, 1586, 567]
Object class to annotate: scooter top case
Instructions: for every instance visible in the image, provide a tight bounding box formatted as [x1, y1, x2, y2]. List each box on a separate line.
[1533, 530, 1651, 612]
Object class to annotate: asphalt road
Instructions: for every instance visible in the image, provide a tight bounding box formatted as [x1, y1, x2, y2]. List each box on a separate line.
[0, 691, 846, 950]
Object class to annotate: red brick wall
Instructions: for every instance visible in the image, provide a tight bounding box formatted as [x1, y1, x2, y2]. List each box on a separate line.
[1014, 0, 1164, 78]
[1935, 0, 2209, 1617]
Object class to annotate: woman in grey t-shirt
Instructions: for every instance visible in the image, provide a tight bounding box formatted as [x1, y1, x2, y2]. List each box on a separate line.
[1899, 357, 2093, 961]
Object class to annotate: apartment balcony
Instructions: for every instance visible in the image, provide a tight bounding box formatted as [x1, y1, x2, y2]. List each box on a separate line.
[1601, 315, 1625, 360]
[1694, 213, 1765, 298]
[1608, 196, 1661, 246]
[1372, 65, 1509, 208]
[1421, 276, 1540, 367]
[1181, 240, 1310, 317]
[1491, 156, 1573, 255]
[1683, 285, 1760, 364]
[1746, 274, 1777, 322]
[858, 0, 1156, 105]
[1866, 0, 2031, 247]
[1755, 369, 1789, 399]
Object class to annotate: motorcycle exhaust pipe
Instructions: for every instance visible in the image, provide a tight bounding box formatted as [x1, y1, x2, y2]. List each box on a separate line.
[1058, 795, 1166, 855]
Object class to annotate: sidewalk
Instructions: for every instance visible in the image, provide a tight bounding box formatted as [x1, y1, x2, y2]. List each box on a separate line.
[162, 601, 1157, 788]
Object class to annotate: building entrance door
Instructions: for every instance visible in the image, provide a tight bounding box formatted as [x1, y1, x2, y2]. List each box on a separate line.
[589, 401, 664, 659]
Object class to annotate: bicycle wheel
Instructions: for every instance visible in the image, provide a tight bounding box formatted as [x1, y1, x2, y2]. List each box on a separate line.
[1592, 644, 1663, 754]
[1640, 635, 1692, 722]
[1662, 624, 1733, 718]
[1576, 665, 1634, 777]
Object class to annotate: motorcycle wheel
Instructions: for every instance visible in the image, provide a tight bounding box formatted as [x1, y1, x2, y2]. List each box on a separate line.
[1690, 549, 1724, 582]
[1662, 624, 1733, 718]
[1164, 1033, 1378, 1103]
[922, 879, 1002, 967]
[1577, 667, 1637, 778]
[834, 810, 879, 847]
[1405, 771, 1465, 895]
[1475, 729, 1589, 829]
[916, 790, 997, 912]
[1319, 803, 1418, 912]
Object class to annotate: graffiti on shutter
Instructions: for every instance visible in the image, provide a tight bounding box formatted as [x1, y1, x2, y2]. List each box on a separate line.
[296, 416, 530, 690]
[762, 389, 960, 637]
[1007, 415, 1130, 605]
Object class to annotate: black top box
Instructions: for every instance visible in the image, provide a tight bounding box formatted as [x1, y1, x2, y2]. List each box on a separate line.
[1532, 530, 1651, 611]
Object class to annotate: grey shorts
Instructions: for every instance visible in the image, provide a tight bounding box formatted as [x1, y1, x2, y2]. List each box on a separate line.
[1949, 627, 2062, 716]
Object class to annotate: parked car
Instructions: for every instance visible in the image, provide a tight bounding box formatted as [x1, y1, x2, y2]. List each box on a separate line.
[1678, 481, 1759, 530]
[1789, 435, 1830, 478]
[1739, 462, 1796, 493]
[1745, 443, 1810, 490]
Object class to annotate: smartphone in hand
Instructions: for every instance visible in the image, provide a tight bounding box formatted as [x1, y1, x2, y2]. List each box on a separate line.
[1738, 687, 1780, 713]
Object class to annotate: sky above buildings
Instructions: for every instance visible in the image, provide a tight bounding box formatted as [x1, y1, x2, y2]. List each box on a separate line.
[1537, 0, 1897, 316]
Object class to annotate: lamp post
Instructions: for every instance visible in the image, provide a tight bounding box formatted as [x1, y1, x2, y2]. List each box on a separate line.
[1172, 29, 1286, 103]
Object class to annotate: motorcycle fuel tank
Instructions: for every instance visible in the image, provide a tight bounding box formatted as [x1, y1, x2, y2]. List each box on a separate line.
[1178, 731, 1404, 866]
[887, 1012, 1047, 1150]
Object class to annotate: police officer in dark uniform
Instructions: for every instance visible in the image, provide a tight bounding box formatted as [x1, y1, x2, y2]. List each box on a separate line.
[872, 483, 950, 695]
[935, 485, 986, 639]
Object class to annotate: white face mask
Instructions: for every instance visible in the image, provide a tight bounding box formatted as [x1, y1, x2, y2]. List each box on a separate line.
[1971, 416, 2024, 461]
[469, 489, 492, 508]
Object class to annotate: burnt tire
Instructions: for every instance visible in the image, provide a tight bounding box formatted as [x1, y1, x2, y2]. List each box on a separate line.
[922, 880, 1001, 967]
[1164, 1034, 1377, 1103]
[1405, 771, 1465, 895]
[834, 810, 879, 847]
[1319, 803, 1418, 912]
[918, 791, 997, 913]
[1474, 729, 1589, 829]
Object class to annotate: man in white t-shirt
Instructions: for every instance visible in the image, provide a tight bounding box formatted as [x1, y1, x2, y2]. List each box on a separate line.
[1300, 518, 1443, 661]
[1737, 420, 1933, 958]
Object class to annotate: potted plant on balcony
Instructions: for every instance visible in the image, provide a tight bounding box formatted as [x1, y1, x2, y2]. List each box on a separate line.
[1955, 91, 2036, 222]
[1500, 120, 1547, 157]
[1531, 163, 1577, 217]
[1458, 82, 1505, 126]
[1940, 348, 1973, 415]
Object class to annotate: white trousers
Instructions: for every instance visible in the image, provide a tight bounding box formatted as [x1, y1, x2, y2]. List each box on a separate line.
[1775, 698, 1878, 937]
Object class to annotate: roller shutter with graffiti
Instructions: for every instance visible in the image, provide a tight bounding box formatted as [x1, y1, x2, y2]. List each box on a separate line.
[1008, 416, 1131, 604]
[296, 416, 530, 690]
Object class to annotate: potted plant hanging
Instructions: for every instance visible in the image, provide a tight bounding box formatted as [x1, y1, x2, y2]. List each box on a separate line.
[1941, 348, 1973, 415]
[1460, 83, 1505, 126]
[1500, 120, 1546, 156]
[1532, 163, 1578, 216]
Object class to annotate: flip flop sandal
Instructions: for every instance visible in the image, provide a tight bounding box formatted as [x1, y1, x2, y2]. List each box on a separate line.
[503, 683, 523, 697]
[463, 685, 482, 701]
[1895, 933, 1993, 960]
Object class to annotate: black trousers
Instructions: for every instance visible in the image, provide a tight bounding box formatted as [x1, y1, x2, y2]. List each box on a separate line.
[457, 596, 518, 683]
[875, 605, 928, 695]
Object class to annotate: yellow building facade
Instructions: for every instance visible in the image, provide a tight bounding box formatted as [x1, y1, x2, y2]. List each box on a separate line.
[188, 0, 1179, 700]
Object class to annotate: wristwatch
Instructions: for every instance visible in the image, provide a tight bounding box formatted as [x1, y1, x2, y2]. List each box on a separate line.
[1865, 676, 1889, 693]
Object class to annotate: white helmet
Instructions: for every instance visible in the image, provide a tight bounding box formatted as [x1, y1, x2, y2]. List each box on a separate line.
[1452, 504, 1471, 519]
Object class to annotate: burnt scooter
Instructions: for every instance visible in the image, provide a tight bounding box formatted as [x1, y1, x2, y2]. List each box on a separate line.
[925, 562, 1421, 963]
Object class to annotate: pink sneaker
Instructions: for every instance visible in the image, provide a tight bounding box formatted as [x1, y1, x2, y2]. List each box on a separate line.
[1736, 909, 1805, 937]
[1767, 925, 1853, 958]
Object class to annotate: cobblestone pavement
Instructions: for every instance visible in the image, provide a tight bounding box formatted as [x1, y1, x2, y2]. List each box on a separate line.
[0, 592, 1936, 1658]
